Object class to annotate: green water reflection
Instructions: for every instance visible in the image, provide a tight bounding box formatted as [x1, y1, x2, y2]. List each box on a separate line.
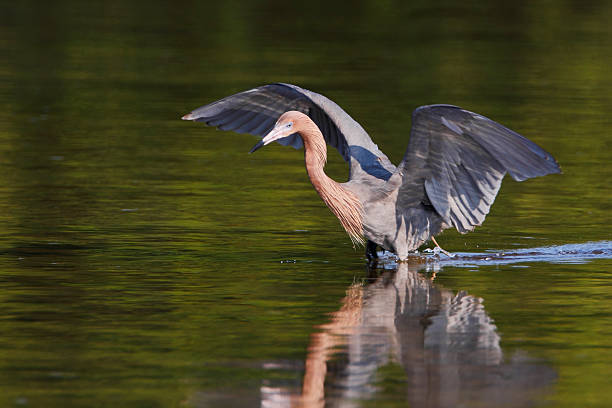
[1, 0, 611, 407]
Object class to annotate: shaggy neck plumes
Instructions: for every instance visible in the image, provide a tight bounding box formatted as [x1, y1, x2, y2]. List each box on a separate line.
[293, 113, 365, 247]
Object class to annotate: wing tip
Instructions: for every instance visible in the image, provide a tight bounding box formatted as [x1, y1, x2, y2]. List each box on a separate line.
[509, 154, 562, 181]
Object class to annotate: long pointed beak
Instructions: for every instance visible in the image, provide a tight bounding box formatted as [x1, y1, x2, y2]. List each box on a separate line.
[249, 140, 265, 153]
[248, 125, 284, 154]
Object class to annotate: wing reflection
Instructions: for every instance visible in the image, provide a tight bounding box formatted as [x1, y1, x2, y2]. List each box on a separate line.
[262, 261, 555, 408]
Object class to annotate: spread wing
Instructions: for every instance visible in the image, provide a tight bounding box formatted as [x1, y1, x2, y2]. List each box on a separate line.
[182, 83, 396, 181]
[397, 105, 561, 234]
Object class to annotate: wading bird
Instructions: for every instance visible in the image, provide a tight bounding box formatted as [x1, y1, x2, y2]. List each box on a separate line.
[182, 84, 560, 261]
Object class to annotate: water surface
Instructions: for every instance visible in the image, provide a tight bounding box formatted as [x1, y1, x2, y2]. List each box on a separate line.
[1, 1, 611, 407]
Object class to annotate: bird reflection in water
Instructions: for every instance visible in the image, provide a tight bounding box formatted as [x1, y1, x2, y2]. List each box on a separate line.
[261, 261, 556, 408]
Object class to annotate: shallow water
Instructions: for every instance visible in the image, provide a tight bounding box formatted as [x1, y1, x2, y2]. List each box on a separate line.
[380, 241, 612, 268]
[1, 1, 612, 407]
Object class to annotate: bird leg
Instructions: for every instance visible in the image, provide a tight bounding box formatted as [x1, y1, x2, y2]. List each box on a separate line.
[366, 240, 379, 264]
[431, 236, 455, 258]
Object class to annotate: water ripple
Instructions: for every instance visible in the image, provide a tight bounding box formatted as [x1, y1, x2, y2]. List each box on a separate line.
[376, 241, 612, 269]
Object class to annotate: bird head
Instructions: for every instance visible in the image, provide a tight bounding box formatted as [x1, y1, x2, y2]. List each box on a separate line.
[249, 111, 299, 153]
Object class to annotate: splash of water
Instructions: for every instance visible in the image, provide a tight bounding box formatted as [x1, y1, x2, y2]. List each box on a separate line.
[377, 240, 612, 269]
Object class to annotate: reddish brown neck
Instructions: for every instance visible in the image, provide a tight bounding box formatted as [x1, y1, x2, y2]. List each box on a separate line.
[294, 113, 364, 246]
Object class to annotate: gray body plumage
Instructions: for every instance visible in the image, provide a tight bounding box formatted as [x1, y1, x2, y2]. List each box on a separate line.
[183, 83, 560, 259]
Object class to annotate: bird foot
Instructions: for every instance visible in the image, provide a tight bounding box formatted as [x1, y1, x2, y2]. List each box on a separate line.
[431, 236, 455, 258]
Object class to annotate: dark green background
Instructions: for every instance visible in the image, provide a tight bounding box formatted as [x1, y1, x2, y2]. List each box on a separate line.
[0, 1, 610, 406]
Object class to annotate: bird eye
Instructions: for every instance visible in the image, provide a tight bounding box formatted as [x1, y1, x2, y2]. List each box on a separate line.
[286, 122, 293, 128]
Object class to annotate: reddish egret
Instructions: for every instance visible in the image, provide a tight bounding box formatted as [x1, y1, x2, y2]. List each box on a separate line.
[182, 83, 560, 260]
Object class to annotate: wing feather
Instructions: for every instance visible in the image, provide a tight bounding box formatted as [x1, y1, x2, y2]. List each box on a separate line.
[398, 105, 560, 235]
[183, 83, 396, 181]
